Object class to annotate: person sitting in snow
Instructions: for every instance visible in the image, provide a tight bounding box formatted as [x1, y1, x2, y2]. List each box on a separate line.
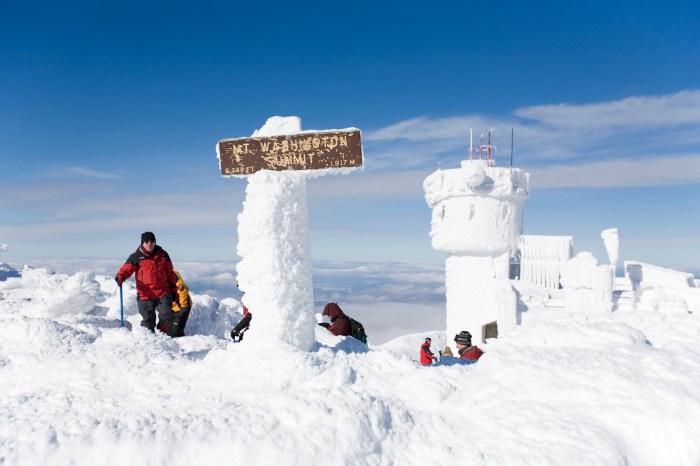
[115, 231, 178, 335]
[420, 337, 437, 365]
[230, 281, 252, 341]
[454, 331, 484, 361]
[320, 302, 351, 336]
[442, 346, 454, 358]
[160, 270, 191, 337]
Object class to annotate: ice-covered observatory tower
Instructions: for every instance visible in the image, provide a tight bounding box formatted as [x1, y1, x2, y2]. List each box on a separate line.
[423, 143, 530, 343]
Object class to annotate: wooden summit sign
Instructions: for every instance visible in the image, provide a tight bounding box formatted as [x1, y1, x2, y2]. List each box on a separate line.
[218, 129, 363, 176]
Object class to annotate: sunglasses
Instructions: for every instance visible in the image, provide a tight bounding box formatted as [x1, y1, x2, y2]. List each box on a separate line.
[144, 240, 156, 244]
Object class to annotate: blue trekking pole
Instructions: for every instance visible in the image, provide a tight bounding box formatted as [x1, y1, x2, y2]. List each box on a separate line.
[119, 285, 124, 328]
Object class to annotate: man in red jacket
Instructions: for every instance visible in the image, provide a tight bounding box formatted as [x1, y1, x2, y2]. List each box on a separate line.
[115, 231, 179, 335]
[454, 331, 484, 361]
[321, 302, 351, 336]
[420, 337, 437, 365]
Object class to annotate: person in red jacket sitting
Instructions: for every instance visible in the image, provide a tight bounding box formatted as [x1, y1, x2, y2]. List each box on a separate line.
[454, 331, 484, 361]
[115, 231, 179, 335]
[321, 302, 351, 336]
[420, 337, 437, 365]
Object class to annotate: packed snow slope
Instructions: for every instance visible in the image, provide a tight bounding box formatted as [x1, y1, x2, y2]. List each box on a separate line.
[2, 264, 700, 465]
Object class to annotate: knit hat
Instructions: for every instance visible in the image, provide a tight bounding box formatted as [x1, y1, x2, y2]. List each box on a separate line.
[141, 231, 156, 244]
[454, 331, 472, 346]
[443, 346, 453, 356]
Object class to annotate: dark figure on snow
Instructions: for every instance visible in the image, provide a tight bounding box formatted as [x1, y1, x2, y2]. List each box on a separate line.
[321, 302, 351, 337]
[231, 281, 252, 341]
[454, 331, 484, 361]
[115, 231, 178, 335]
[161, 270, 192, 337]
[231, 305, 252, 341]
[420, 337, 437, 365]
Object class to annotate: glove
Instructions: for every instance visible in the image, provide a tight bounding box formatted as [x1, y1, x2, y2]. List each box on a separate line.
[115, 275, 123, 286]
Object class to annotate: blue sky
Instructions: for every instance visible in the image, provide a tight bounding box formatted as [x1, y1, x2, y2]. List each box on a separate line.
[1, 0, 699, 272]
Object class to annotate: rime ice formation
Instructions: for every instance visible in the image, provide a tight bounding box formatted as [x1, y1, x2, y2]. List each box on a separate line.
[601, 228, 620, 270]
[231, 117, 316, 350]
[625, 261, 699, 313]
[224, 116, 362, 350]
[424, 159, 530, 343]
[519, 235, 573, 289]
[560, 251, 614, 314]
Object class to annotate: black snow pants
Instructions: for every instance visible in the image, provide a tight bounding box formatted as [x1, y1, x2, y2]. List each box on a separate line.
[138, 294, 175, 335]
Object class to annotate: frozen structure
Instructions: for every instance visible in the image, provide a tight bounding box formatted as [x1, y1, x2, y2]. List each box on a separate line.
[423, 152, 530, 343]
[624, 261, 699, 313]
[224, 118, 315, 350]
[219, 117, 362, 351]
[519, 235, 573, 289]
[422, 136, 626, 339]
[557, 228, 618, 315]
[560, 252, 614, 314]
[601, 228, 619, 272]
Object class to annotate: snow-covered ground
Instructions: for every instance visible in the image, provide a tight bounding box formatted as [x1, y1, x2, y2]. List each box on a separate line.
[2, 261, 700, 465]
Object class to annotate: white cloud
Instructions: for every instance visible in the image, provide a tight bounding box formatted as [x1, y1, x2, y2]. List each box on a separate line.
[365, 115, 502, 144]
[362, 89, 700, 187]
[39, 166, 123, 180]
[0, 185, 243, 239]
[514, 90, 700, 130]
[526, 153, 700, 188]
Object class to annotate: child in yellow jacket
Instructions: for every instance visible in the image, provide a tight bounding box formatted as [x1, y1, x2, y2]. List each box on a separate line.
[169, 270, 192, 337]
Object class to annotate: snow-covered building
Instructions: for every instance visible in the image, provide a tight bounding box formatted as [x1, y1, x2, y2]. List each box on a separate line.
[423, 156, 530, 343]
[422, 150, 626, 340]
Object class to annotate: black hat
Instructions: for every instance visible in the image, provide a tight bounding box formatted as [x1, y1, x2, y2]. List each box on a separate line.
[141, 231, 156, 244]
[454, 331, 472, 346]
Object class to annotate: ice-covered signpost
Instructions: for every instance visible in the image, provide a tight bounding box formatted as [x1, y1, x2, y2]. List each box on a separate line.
[217, 117, 363, 350]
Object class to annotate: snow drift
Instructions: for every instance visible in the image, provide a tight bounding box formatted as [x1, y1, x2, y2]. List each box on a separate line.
[2, 262, 700, 465]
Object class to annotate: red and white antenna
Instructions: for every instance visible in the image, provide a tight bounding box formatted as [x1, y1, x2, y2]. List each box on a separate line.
[468, 128, 497, 161]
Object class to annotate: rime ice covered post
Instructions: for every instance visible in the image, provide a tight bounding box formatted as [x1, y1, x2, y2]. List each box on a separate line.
[217, 117, 363, 351]
[236, 169, 316, 349]
[423, 158, 530, 343]
[601, 228, 619, 272]
[560, 252, 614, 315]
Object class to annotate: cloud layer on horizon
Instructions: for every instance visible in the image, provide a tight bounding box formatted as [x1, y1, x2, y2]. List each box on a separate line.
[2, 90, 699, 263]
